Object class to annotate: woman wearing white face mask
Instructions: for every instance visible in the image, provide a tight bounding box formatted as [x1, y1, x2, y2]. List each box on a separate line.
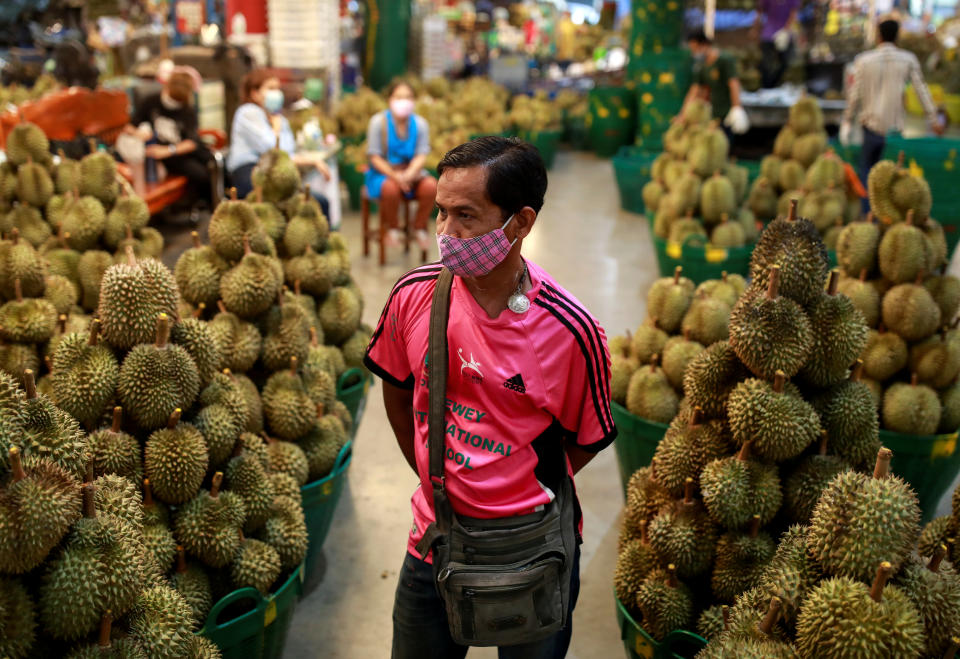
[365, 80, 437, 251]
[227, 70, 331, 215]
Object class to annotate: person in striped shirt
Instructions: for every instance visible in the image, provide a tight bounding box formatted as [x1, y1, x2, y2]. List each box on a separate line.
[365, 137, 616, 658]
[840, 18, 945, 212]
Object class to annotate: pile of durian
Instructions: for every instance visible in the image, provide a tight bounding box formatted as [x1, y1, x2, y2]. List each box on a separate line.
[334, 86, 387, 138]
[0, 74, 60, 109]
[508, 92, 563, 134]
[747, 97, 861, 248]
[614, 199, 960, 654]
[644, 99, 758, 248]
[834, 155, 958, 436]
[610, 269, 745, 423]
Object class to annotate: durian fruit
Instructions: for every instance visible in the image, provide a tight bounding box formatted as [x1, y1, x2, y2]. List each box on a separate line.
[261, 357, 316, 440]
[924, 274, 960, 325]
[43, 274, 78, 315]
[878, 211, 935, 285]
[883, 374, 941, 435]
[208, 303, 262, 373]
[808, 448, 920, 582]
[747, 178, 778, 221]
[1, 232, 46, 299]
[861, 326, 908, 382]
[219, 235, 283, 319]
[126, 584, 196, 659]
[260, 292, 311, 372]
[231, 532, 282, 595]
[682, 340, 747, 418]
[51, 319, 118, 427]
[667, 217, 707, 245]
[712, 515, 775, 602]
[910, 329, 960, 389]
[661, 330, 704, 391]
[940, 381, 960, 433]
[795, 562, 924, 659]
[0, 279, 57, 343]
[729, 266, 813, 380]
[625, 355, 679, 424]
[5, 121, 50, 167]
[76, 249, 113, 312]
[700, 441, 782, 529]
[837, 269, 880, 328]
[318, 286, 362, 345]
[253, 147, 301, 203]
[696, 272, 745, 308]
[193, 400, 243, 469]
[170, 317, 220, 388]
[267, 471, 302, 507]
[615, 519, 660, 606]
[16, 369, 88, 479]
[174, 472, 246, 568]
[700, 595, 799, 659]
[696, 605, 729, 643]
[0, 575, 37, 658]
[98, 249, 179, 350]
[299, 407, 348, 481]
[635, 565, 693, 641]
[777, 160, 805, 193]
[918, 517, 956, 559]
[102, 190, 150, 247]
[15, 157, 53, 207]
[61, 196, 106, 251]
[87, 407, 141, 482]
[225, 445, 276, 532]
[144, 409, 209, 505]
[0, 446, 81, 573]
[791, 133, 827, 169]
[630, 319, 669, 366]
[710, 214, 746, 248]
[788, 97, 824, 135]
[882, 278, 942, 342]
[813, 362, 880, 466]
[175, 232, 229, 308]
[39, 484, 143, 640]
[651, 408, 730, 496]
[66, 611, 147, 658]
[700, 174, 736, 225]
[680, 294, 730, 346]
[284, 247, 336, 298]
[5, 203, 50, 247]
[805, 152, 845, 190]
[266, 437, 310, 486]
[688, 127, 729, 178]
[623, 467, 673, 536]
[118, 315, 200, 430]
[727, 371, 820, 461]
[648, 479, 718, 578]
[754, 525, 822, 625]
[799, 270, 868, 387]
[646, 267, 694, 334]
[783, 432, 851, 524]
[283, 188, 329, 256]
[251, 187, 286, 241]
[642, 179, 665, 214]
[141, 479, 176, 577]
[207, 189, 272, 261]
[78, 148, 119, 206]
[896, 546, 960, 658]
[257, 493, 308, 570]
[170, 546, 213, 623]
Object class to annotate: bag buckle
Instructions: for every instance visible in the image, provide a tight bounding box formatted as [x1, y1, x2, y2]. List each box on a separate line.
[431, 475, 445, 491]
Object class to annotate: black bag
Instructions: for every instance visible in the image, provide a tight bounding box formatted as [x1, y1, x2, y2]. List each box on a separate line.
[414, 267, 577, 647]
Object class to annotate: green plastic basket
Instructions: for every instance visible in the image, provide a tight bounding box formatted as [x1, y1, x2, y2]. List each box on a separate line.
[261, 564, 305, 659]
[615, 592, 707, 659]
[199, 588, 267, 659]
[613, 147, 658, 215]
[611, 402, 668, 497]
[338, 159, 366, 211]
[648, 217, 754, 284]
[336, 368, 372, 438]
[628, 51, 692, 102]
[301, 442, 353, 591]
[882, 429, 960, 523]
[565, 114, 590, 150]
[629, 1, 685, 46]
[588, 87, 637, 158]
[520, 129, 563, 170]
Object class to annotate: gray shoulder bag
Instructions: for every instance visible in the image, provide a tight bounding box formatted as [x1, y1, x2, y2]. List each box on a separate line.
[414, 267, 578, 647]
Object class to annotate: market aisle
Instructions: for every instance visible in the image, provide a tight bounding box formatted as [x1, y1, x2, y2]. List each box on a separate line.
[285, 150, 656, 658]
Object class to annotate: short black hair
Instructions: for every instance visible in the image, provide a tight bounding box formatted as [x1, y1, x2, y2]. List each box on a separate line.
[386, 79, 415, 99]
[437, 136, 548, 216]
[687, 29, 711, 45]
[878, 19, 899, 43]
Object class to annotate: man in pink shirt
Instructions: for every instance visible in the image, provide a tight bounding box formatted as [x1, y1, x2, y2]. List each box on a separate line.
[365, 137, 616, 658]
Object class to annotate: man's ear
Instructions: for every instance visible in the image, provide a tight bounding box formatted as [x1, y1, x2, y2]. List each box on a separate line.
[514, 206, 537, 240]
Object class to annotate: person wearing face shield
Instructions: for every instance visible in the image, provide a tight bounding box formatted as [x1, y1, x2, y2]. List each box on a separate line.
[125, 67, 213, 210]
[365, 80, 438, 252]
[681, 29, 750, 138]
[365, 137, 615, 659]
[226, 69, 331, 216]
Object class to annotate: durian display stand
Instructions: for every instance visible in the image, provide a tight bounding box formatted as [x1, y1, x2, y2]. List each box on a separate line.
[563, 112, 590, 151]
[519, 130, 562, 170]
[588, 87, 637, 158]
[881, 428, 960, 523]
[612, 146, 657, 215]
[301, 441, 354, 592]
[647, 217, 754, 284]
[615, 593, 706, 659]
[611, 402, 668, 497]
[336, 368, 372, 439]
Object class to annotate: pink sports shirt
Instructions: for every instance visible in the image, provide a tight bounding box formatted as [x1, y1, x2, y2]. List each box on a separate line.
[364, 260, 617, 561]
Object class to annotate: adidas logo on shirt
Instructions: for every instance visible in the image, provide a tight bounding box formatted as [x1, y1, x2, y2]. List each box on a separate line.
[503, 373, 526, 394]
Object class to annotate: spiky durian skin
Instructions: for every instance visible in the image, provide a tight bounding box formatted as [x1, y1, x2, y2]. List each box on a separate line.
[750, 215, 829, 307]
[190, 636, 223, 659]
[897, 557, 960, 657]
[650, 419, 730, 497]
[623, 467, 673, 532]
[634, 569, 693, 641]
[808, 470, 920, 582]
[259, 302, 311, 372]
[231, 539, 282, 595]
[175, 245, 228, 307]
[755, 525, 821, 624]
[208, 199, 271, 261]
[625, 368, 678, 424]
[711, 531, 775, 602]
[729, 288, 814, 380]
[682, 341, 747, 418]
[917, 515, 955, 559]
[225, 453, 276, 532]
[97, 258, 179, 350]
[700, 457, 782, 530]
[144, 423, 209, 505]
[661, 338, 704, 391]
[795, 577, 924, 659]
[882, 283, 941, 342]
[813, 380, 880, 466]
[40, 515, 143, 640]
[235, 376, 264, 434]
[646, 275, 694, 334]
[727, 378, 819, 461]
[614, 538, 659, 606]
[299, 415, 348, 482]
[266, 440, 309, 485]
[882, 381, 941, 436]
[16, 395, 89, 479]
[174, 489, 246, 568]
[0, 577, 37, 659]
[118, 343, 200, 431]
[861, 330, 908, 381]
[207, 311, 262, 374]
[680, 297, 731, 347]
[92, 474, 144, 536]
[66, 638, 147, 659]
[126, 584, 196, 659]
[219, 253, 283, 319]
[261, 371, 315, 441]
[170, 562, 213, 623]
[910, 334, 960, 388]
[193, 403, 243, 467]
[800, 291, 868, 387]
[925, 274, 960, 323]
[630, 323, 668, 365]
[783, 455, 851, 524]
[51, 331, 119, 427]
[878, 223, 933, 285]
[171, 319, 220, 388]
[647, 503, 717, 579]
[0, 456, 81, 574]
[696, 605, 726, 643]
[318, 286, 362, 345]
[697, 636, 799, 659]
[0, 298, 57, 344]
[257, 494, 307, 570]
[144, 518, 177, 576]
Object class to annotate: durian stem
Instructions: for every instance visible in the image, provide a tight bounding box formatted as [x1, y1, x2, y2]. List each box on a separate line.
[757, 597, 783, 637]
[238, 528, 245, 542]
[98, 611, 112, 649]
[85, 460, 93, 483]
[819, 430, 829, 456]
[748, 514, 761, 539]
[167, 408, 182, 429]
[290, 355, 299, 375]
[721, 271, 728, 283]
[869, 562, 893, 603]
[125, 245, 136, 266]
[787, 198, 798, 222]
[639, 519, 649, 545]
[57, 314, 67, 334]
[873, 448, 892, 479]
[303, 184, 311, 201]
[737, 440, 753, 462]
[906, 209, 915, 226]
[944, 637, 960, 659]
[125, 223, 133, 241]
[176, 546, 187, 573]
[683, 477, 695, 505]
[223, 368, 232, 377]
[772, 371, 786, 393]
[859, 268, 868, 282]
[82, 483, 97, 518]
[673, 266, 682, 284]
[766, 266, 780, 300]
[210, 472, 224, 498]
[897, 150, 905, 168]
[720, 212, 729, 224]
[294, 279, 302, 296]
[217, 300, 228, 315]
[155, 314, 170, 349]
[87, 319, 101, 346]
[316, 402, 325, 418]
[9, 228, 18, 245]
[911, 373, 919, 386]
[929, 544, 947, 573]
[229, 187, 238, 201]
[44, 355, 53, 372]
[191, 231, 202, 249]
[88, 138, 97, 154]
[277, 288, 285, 306]
[9, 446, 25, 482]
[690, 406, 703, 427]
[721, 606, 730, 631]
[649, 354, 659, 372]
[827, 270, 839, 296]
[665, 564, 678, 588]
[193, 303, 205, 319]
[242, 233, 252, 256]
[143, 478, 154, 507]
[13, 278, 22, 303]
[310, 327, 319, 347]
[256, 186, 263, 204]
[22, 369, 36, 399]
[851, 360, 864, 382]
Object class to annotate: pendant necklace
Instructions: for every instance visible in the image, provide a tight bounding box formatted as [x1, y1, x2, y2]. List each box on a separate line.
[507, 262, 530, 314]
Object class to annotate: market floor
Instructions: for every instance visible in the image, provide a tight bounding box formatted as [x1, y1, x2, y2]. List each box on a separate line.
[275, 149, 960, 658]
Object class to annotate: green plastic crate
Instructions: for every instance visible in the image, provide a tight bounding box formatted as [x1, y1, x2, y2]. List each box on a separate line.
[336, 368, 372, 439]
[520, 129, 563, 170]
[882, 428, 960, 524]
[199, 588, 266, 659]
[262, 565, 305, 659]
[588, 87, 637, 158]
[648, 217, 754, 284]
[337, 159, 365, 212]
[564, 114, 590, 150]
[628, 50, 692, 101]
[612, 146, 658, 215]
[616, 593, 707, 658]
[611, 402, 668, 497]
[301, 442, 353, 591]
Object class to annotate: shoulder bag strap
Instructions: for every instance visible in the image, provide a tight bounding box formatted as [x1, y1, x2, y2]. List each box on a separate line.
[428, 267, 455, 536]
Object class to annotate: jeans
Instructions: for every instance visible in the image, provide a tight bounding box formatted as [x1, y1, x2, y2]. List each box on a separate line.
[228, 162, 330, 219]
[860, 125, 886, 214]
[391, 547, 581, 659]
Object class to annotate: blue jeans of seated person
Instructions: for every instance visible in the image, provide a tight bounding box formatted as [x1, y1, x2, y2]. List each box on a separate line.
[391, 546, 581, 659]
[229, 162, 330, 219]
[860, 125, 888, 215]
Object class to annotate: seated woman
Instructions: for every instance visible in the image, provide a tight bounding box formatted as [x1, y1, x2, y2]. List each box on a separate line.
[126, 67, 213, 213]
[365, 80, 437, 250]
[227, 69, 330, 216]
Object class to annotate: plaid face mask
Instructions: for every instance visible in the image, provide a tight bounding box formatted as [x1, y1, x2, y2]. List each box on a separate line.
[437, 215, 516, 277]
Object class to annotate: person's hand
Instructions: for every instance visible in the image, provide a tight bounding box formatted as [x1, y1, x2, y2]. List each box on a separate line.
[932, 117, 947, 136]
[314, 159, 331, 181]
[724, 106, 750, 135]
[392, 171, 412, 194]
[839, 121, 852, 146]
[145, 144, 172, 160]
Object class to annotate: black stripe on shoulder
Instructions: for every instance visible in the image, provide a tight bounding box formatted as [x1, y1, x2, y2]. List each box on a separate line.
[580, 428, 618, 454]
[539, 287, 614, 433]
[363, 354, 415, 390]
[534, 298, 614, 437]
[368, 268, 441, 351]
